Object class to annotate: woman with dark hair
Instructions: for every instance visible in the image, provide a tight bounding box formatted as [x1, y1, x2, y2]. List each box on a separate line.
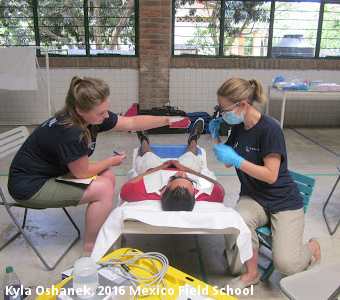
[8, 76, 181, 256]
[209, 77, 321, 289]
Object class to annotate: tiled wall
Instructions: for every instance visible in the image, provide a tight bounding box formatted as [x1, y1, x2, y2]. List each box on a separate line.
[170, 68, 340, 127]
[0, 71, 50, 124]
[1, 67, 340, 127]
[50, 69, 139, 118]
[0, 68, 139, 124]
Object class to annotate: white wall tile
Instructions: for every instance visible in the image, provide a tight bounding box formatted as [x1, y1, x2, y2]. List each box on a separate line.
[0, 68, 139, 124]
[1, 66, 340, 127]
[169, 68, 340, 127]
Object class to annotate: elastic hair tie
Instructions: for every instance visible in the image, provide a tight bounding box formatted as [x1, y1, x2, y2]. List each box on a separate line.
[75, 78, 82, 85]
[249, 80, 255, 88]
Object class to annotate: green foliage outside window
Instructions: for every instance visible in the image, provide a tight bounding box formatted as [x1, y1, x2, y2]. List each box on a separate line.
[0, 0, 137, 56]
[174, 0, 340, 58]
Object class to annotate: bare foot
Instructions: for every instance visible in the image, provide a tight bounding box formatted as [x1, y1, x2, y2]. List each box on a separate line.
[308, 239, 321, 262]
[240, 272, 260, 283]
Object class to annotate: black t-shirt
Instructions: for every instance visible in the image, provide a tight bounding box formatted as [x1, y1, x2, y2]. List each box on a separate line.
[226, 114, 303, 213]
[8, 111, 118, 200]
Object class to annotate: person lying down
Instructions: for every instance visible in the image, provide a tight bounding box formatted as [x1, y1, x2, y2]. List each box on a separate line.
[120, 118, 225, 211]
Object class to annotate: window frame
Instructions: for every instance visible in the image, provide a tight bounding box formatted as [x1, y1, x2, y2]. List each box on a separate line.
[172, 0, 340, 59]
[1, 0, 139, 57]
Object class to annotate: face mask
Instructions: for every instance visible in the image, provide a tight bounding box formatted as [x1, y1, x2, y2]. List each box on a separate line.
[222, 109, 244, 125]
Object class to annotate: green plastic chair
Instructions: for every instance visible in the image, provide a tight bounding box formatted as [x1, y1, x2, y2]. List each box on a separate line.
[256, 170, 316, 281]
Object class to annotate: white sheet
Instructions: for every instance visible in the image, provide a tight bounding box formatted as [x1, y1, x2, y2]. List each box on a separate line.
[91, 200, 252, 263]
[0, 47, 37, 90]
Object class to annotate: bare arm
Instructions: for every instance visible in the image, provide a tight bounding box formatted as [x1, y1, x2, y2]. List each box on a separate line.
[67, 153, 126, 179]
[169, 160, 225, 197]
[238, 153, 281, 184]
[125, 160, 173, 183]
[111, 115, 172, 132]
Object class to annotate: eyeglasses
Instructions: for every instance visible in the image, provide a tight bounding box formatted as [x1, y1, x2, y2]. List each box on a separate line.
[219, 102, 240, 116]
[169, 175, 197, 188]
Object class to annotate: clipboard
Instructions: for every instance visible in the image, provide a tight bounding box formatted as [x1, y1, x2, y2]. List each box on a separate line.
[56, 173, 97, 185]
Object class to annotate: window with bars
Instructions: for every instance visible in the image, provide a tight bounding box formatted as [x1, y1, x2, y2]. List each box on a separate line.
[173, 0, 340, 58]
[0, 0, 137, 56]
[321, 3, 340, 57]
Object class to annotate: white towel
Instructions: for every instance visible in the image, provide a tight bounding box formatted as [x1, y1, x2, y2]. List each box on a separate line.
[0, 47, 37, 90]
[91, 200, 252, 263]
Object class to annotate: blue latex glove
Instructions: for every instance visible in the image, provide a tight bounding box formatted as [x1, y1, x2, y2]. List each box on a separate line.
[213, 143, 244, 168]
[208, 117, 224, 139]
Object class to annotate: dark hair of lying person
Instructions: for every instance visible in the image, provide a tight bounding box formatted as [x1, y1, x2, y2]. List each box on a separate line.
[161, 186, 195, 211]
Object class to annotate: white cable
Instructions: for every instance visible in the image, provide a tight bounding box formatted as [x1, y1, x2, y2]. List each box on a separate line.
[97, 250, 169, 300]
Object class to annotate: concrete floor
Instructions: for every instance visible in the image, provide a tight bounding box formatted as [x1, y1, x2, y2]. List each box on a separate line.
[1, 126, 340, 300]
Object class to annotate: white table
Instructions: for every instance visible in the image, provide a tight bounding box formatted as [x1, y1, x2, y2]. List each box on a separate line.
[266, 86, 340, 128]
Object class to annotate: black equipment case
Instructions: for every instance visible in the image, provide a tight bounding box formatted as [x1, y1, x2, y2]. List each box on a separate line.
[138, 107, 188, 134]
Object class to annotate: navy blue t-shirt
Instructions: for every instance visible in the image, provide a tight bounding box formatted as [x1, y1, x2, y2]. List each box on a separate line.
[8, 111, 118, 200]
[226, 114, 302, 213]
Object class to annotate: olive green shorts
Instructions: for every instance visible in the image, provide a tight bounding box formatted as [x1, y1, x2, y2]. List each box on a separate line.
[14, 178, 87, 209]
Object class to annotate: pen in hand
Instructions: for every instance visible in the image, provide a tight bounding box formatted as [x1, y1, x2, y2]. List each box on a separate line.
[114, 151, 121, 156]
